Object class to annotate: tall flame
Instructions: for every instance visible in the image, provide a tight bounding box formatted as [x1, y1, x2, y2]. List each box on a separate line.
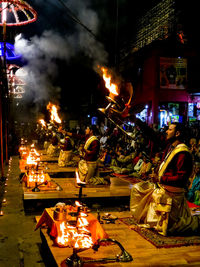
[101, 67, 119, 96]
[47, 102, 61, 124]
[39, 119, 46, 127]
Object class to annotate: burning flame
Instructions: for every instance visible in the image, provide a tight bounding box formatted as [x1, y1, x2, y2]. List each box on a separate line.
[100, 67, 119, 96]
[39, 119, 46, 127]
[76, 170, 86, 185]
[28, 170, 45, 184]
[26, 155, 38, 166]
[47, 102, 61, 124]
[26, 145, 40, 166]
[57, 213, 93, 248]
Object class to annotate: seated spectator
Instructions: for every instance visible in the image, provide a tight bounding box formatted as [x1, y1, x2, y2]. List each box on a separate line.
[110, 149, 135, 174]
[130, 153, 152, 179]
[189, 138, 198, 160]
[98, 147, 112, 167]
[78, 142, 84, 158]
[129, 152, 144, 176]
[194, 139, 200, 162]
[100, 133, 108, 148]
[187, 162, 200, 203]
[151, 152, 161, 171]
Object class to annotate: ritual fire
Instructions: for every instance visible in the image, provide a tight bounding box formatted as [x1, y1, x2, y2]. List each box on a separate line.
[100, 67, 119, 97]
[18, 138, 28, 159]
[26, 170, 46, 188]
[36, 200, 133, 267]
[98, 66, 134, 139]
[47, 102, 61, 124]
[39, 119, 46, 128]
[56, 201, 93, 249]
[26, 144, 40, 169]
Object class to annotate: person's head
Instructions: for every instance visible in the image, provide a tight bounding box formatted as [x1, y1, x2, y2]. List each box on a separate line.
[194, 162, 200, 175]
[166, 123, 185, 143]
[189, 138, 197, 146]
[85, 125, 99, 136]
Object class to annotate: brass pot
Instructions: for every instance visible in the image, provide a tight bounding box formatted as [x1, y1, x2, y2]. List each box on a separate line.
[53, 208, 67, 221]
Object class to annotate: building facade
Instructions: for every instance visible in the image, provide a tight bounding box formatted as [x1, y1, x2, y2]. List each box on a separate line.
[119, 0, 200, 127]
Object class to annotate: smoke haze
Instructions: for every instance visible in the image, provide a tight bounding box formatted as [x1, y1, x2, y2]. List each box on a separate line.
[14, 0, 108, 105]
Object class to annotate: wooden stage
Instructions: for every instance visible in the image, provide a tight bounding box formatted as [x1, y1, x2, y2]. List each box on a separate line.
[37, 210, 200, 267]
[23, 177, 133, 200]
[21, 152, 132, 211]
[23, 177, 133, 212]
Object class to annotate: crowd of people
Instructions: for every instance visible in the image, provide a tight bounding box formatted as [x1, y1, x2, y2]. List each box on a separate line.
[34, 120, 200, 191]
[24, 118, 200, 236]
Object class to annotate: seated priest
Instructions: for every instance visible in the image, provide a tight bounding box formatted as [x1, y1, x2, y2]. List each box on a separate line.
[130, 122, 200, 236]
[58, 135, 74, 167]
[66, 125, 110, 185]
[46, 131, 59, 157]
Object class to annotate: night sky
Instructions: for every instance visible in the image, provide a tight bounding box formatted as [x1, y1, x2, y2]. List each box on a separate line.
[9, 0, 146, 121]
[8, 0, 198, 122]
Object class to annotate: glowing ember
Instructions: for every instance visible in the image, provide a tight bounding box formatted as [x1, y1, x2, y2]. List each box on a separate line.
[47, 102, 61, 124]
[100, 67, 119, 96]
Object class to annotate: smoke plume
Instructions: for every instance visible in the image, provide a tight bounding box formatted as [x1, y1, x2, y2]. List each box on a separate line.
[14, 0, 108, 105]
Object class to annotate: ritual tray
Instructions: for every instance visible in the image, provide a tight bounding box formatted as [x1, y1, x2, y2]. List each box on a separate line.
[23, 179, 62, 192]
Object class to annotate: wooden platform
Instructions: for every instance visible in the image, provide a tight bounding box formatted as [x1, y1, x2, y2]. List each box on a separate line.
[38, 151, 112, 178]
[23, 177, 132, 200]
[21, 153, 127, 211]
[38, 211, 200, 267]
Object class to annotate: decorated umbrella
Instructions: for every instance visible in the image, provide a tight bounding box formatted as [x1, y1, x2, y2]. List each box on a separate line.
[0, 0, 37, 26]
[0, 0, 37, 177]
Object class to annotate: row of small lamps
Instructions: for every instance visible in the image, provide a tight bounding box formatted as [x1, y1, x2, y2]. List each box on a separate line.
[0, 157, 12, 216]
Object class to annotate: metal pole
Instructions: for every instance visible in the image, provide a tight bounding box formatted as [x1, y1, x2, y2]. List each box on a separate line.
[0, 59, 4, 178]
[3, 22, 8, 164]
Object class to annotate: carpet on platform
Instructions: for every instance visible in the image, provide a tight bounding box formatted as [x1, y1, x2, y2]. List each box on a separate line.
[119, 217, 200, 248]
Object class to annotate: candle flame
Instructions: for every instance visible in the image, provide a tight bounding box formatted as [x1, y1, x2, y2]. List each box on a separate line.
[75, 170, 86, 185]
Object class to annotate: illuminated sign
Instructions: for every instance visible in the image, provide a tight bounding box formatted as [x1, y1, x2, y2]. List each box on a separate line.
[0, 42, 21, 60]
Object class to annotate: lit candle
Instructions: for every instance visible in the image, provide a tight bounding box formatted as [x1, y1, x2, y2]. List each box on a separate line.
[2, 198, 6, 203]
[0, 210, 4, 216]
